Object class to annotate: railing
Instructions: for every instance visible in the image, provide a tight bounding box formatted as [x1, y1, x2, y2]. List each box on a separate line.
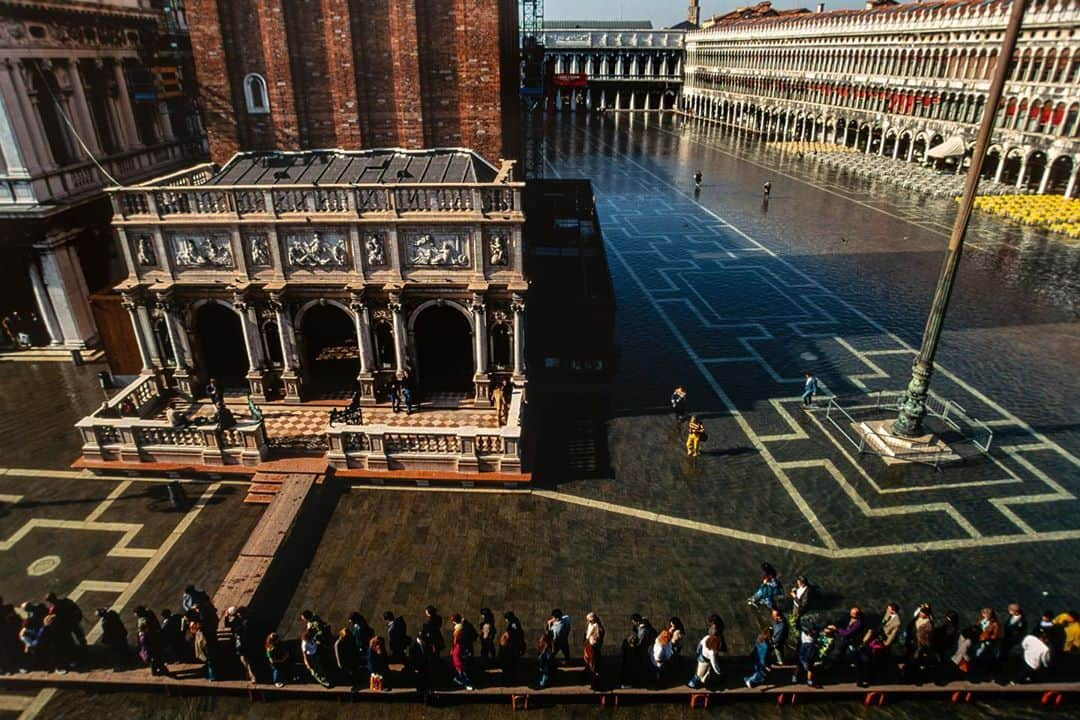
[77, 413, 267, 467]
[110, 182, 524, 221]
[77, 375, 266, 466]
[101, 373, 162, 418]
[326, 388, 525, 476]
[691, 2, 1071, 39]
[3, 139, 207, 208]
[140, 162, 217, 188]
[823, 396, 950, 469]
[822, 389, 995, 468]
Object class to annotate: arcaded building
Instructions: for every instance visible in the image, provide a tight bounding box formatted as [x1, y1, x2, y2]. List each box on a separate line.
[0, 0, 205, 355]
[184, 0, 520, 166]
[683, 0, 1080, 195]
[75, 147, 526, 477]
[539, 21, 685, 112]
[109, 148, 526, 406]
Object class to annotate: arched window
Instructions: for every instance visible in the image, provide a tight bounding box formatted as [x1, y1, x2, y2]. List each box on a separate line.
[243, 73, 269, 114]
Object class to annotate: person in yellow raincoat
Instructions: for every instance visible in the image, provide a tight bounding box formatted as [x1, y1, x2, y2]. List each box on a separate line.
[686, 416, 705, 457]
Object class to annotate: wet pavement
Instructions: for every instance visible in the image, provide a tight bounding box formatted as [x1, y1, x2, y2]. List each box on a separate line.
[1, 113, 1078, 718]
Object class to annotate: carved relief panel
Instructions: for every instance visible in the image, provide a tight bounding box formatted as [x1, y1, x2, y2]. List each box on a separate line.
[168, 231, 234, 269]
[283, 229, 350, 270]
[244, 231, 272, 268]
[131, 232, 158, 269]
[362, 230, 388, 269]
[485, 228, 510, 267]
[402, 229, 471, 268]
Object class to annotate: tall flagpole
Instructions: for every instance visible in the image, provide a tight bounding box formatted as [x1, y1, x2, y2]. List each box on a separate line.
[893, 0, 1028, 438]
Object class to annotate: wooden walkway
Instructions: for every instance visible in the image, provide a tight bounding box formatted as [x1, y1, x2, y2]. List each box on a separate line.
[213, 473, 318, 613]
[0, 664, 1075, 707]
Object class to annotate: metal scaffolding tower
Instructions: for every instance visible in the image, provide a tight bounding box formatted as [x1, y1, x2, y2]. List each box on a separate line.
[520, 0, 543, 43]
[520, 0, 545, 178]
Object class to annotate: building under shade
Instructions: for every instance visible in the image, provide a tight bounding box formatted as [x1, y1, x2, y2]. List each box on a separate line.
[683, 0, 1080, 195]
[76, 147, 528, 479]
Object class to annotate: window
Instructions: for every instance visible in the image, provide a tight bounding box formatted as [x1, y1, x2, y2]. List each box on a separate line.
[244, 73, 269, 114]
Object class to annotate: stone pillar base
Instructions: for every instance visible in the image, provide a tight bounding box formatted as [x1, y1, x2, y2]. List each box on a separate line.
[473, 374, 492, 407]
[246, 370, 266, 400]
[357, 371, 377, 406]
[174, 368, 196, 399]
[282, 370, 302, 404]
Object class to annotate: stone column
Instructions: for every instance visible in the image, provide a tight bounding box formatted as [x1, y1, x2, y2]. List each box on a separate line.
[28, 262, 62, 346]
[271, 295, 302, 403]
[158, 295, 195, 397]
[112, 60, 140, 149]
[1037, 161, 1053, 195]
[233, 294, 266, 399]
[65, 60, 102, 156]
[511, 294, 526, 383]
[135, 302, 162, 368]
[0, 60, 42, 178]
[350, 295, 377, 404]
[122, 294, 153, 373]
[1065, 163, 1078, 199]
[1016, 155, 1028, 190]
[34, 230, 98, 348]
[471, 294, 491, 406]
[0, 78, 28, 179]
[389, 294, 407, 373]
[994, 147, 1008, 184]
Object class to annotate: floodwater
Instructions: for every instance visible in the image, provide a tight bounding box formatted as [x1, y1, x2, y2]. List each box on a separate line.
[543, 111, 1080, 458]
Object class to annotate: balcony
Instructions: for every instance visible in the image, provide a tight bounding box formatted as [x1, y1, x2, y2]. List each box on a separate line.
[0, 138, 207, 212]
[111, 183, 523, 223]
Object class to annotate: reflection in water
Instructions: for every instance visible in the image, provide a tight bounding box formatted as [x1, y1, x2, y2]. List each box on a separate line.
[544, 110, 1079, 456]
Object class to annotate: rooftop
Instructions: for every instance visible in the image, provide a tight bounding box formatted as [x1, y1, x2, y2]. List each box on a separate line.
[698, 0, 1011, 30]
[202, 148, 500, 187]
[543, 20, 654, 30]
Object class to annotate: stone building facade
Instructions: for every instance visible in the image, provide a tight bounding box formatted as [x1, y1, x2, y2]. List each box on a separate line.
[109, 148, 526, 406]
[184, 0, 520, 167]
[540, 21, 685, 112]
[683, 0, 1080, 195]
[0, 0, 206, 352]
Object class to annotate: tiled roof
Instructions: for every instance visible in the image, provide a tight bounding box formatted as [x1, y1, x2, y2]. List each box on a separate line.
[205, 148, 498, 186]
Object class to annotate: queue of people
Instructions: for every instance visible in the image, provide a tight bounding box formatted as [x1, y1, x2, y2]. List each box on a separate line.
[4, 575, 1078, 696]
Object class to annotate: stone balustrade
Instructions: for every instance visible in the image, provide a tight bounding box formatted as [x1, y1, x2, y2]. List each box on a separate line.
[77, 375, 266, 467]
[327, 389, 523, 475]
[694, 2, 1070, 39]
[0, 139, 206, 208]
[101, 373, 162, 418]
[77, 414, 267, 467]
[111, 183, 523, 222]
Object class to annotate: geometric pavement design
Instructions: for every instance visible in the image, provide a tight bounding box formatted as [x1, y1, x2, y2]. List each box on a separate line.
[541, 120, 1080, 558]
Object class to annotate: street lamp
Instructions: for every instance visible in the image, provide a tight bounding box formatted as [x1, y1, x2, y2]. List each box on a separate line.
[893, 0, 1028, 438]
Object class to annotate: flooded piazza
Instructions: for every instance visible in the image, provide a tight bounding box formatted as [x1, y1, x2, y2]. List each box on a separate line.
[1, 113, 1078, 718]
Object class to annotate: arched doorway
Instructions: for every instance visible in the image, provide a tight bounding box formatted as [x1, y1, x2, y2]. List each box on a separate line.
[1024, 151, 1048, 192]
[981, 148, 1002, 181]
[413, 304, 473, 396]
[1048, 155, 1074, 194]
[300, 304, 358, 393]
[195, 302, 247, 390]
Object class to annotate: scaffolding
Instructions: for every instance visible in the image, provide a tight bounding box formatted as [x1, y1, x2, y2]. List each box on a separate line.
[520, 0, 545, 178]
[520, 0, 543, 43]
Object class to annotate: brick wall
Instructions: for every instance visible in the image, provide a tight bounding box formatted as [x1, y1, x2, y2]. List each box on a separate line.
[187, 0, 517, 165]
